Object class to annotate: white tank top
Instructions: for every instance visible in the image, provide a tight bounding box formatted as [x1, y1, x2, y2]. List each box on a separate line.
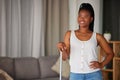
[69, 30, 100, 73]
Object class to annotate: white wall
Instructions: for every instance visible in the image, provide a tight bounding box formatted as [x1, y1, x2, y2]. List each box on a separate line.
[69, 0, 103, 33]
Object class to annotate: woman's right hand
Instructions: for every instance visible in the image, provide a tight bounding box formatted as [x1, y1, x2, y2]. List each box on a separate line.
[57, 42, 67, 52]
[57, 42, 68, 60]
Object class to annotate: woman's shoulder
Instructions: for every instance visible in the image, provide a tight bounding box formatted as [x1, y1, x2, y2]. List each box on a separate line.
[64, 30, 71, 37]
[66, 30, 71, 33]
[65, 30, 72, 35]
[64, 30, 72, 40]
[96, 33, 105, 42]
[96, 33, 103, 38]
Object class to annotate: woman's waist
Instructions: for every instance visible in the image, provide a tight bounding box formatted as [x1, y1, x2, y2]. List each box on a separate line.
[69, 62, 100, 74]
[69, 55, 99, 73]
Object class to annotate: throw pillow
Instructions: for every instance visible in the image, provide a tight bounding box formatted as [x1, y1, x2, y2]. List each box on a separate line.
[51, 57, 70, 78]
[0, 69, 13, 80]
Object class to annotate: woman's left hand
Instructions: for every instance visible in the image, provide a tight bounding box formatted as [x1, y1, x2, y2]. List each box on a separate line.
[89, 61, 102, 69]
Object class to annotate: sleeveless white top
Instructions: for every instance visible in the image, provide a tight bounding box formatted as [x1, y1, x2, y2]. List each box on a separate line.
[69, 30, 100, 73]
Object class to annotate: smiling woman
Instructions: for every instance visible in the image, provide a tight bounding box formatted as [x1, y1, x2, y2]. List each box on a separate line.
[57, 3, 114, 80]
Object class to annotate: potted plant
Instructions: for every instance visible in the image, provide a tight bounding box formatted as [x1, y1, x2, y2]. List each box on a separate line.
[103, 31, 111, 41]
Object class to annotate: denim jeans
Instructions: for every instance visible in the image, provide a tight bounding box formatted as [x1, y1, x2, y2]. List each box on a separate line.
[69, 70, 103, 80]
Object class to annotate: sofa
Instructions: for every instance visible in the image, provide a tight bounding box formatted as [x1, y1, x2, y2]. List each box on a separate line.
[0, 56, 69, 80]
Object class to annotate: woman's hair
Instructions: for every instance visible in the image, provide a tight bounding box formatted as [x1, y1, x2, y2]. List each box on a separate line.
[78, 3, 95, 32]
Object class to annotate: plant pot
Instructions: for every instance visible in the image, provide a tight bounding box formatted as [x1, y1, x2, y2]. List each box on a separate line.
[103, 33, 111, 41]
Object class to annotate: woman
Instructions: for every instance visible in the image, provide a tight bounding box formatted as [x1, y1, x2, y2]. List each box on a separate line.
[57, 3, 114, 80]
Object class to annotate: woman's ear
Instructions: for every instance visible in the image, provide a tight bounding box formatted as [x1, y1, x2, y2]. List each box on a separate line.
[91, 17, 93, 22]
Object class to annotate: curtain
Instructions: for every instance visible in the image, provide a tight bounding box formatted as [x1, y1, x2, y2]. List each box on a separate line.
[45, 0, 69, 56]
[103, 0, 120, 40]
[0, 0, 45, 57]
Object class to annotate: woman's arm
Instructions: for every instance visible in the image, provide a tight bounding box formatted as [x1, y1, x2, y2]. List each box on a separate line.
[57, 31, 71, 60]
[90, 33, 114, 69]
[97, 33, 114, 68]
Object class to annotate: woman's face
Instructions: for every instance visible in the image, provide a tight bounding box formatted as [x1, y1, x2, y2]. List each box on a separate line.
[78, 10, 93, 29]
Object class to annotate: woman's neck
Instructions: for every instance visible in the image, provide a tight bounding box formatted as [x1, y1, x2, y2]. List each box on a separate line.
[77, 28, 91, 34]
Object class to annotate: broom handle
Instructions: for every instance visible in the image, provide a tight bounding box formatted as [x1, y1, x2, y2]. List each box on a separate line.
[59, 51, 62, 80]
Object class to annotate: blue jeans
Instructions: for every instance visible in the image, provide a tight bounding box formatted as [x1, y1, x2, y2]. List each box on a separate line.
[69, 70, 103, 80]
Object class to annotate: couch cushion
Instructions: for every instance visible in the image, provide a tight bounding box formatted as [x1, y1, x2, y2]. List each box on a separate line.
[14, 57, 40, 79]
[38, 56, 59, 78]
[0, 57, 14, 78]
